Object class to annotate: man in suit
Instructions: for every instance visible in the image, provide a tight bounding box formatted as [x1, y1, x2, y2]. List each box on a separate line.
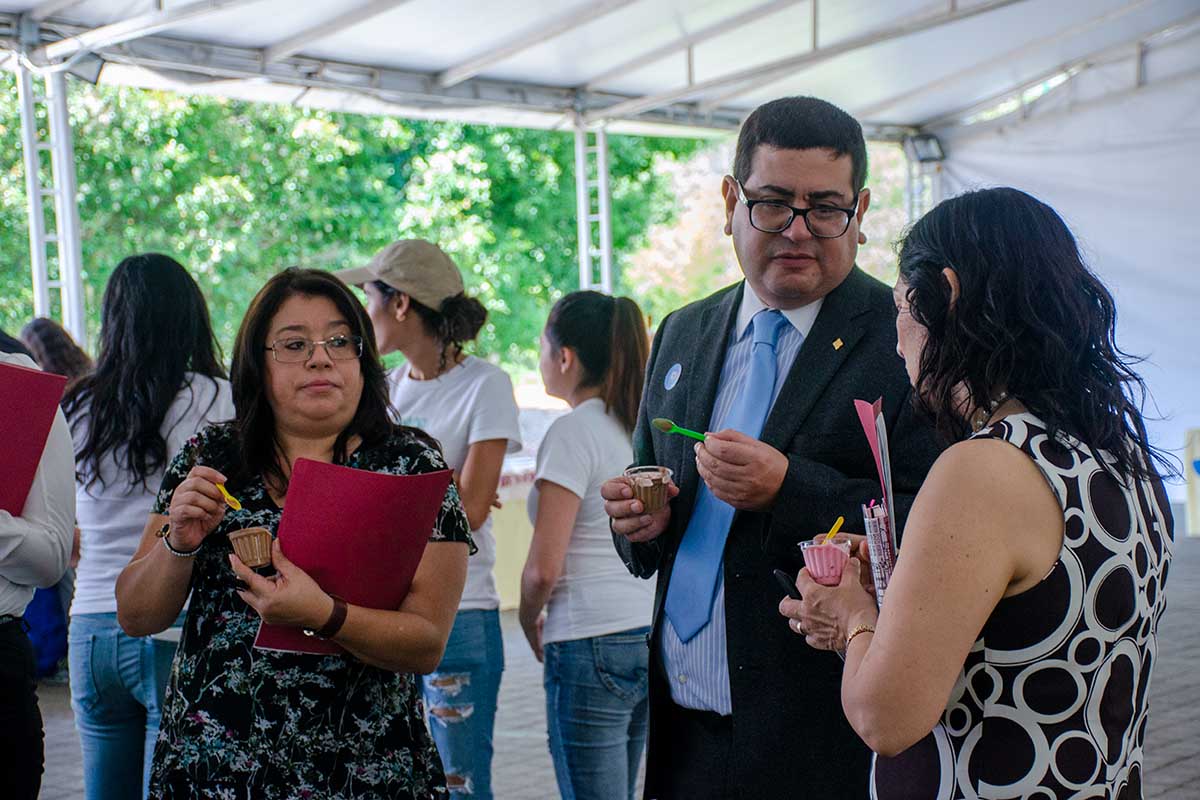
[602, 96, 943, 799]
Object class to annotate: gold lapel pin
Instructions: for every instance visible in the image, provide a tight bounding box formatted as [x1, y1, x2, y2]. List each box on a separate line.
[833, 338, 844, 350]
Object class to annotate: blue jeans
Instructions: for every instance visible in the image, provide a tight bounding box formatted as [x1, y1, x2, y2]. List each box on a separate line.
[543, 627, 650, 800]
[422, 608, 504, 798]
[68, 613, 177, 800]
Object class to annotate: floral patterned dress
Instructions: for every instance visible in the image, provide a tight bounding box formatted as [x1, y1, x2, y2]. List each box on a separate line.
[147, 423, 473, 800]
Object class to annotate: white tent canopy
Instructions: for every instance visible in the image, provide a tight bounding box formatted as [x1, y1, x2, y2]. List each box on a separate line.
[1, 0, 1198, 492]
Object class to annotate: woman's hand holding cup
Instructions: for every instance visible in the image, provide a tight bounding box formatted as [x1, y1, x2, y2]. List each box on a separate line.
[167, 465, 229, 551]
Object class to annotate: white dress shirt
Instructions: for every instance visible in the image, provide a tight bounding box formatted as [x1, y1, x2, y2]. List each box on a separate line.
[0, 352, 75, 617]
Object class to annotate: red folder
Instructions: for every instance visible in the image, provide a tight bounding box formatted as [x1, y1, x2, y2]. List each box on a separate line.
[253, 457, 453, 655]
[0, 359, 68, 516]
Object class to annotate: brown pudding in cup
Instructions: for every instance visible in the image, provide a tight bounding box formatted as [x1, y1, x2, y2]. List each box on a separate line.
[623, 466, 674, 513]
[227, 527, 274, 571]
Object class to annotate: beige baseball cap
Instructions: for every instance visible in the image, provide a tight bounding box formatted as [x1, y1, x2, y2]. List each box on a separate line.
[334, 239, 464, 310]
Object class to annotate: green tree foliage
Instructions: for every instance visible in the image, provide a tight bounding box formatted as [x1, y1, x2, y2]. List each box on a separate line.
[0, 73, 701, 367]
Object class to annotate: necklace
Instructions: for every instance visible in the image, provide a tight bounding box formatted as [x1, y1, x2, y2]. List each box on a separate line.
[971, 390, 1010, 433]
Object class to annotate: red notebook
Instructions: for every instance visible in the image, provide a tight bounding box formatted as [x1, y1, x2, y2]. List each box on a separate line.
[253, 457, 453, 655]
[0, 359, 68, 516]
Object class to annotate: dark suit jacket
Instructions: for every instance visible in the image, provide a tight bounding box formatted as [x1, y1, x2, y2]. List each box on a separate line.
[615, 267, 943, 799]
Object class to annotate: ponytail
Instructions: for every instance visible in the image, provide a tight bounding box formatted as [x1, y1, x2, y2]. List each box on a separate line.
[545, 291, 649, 434]
[602, 297, 649, 434]
[373, 281, 487, 373]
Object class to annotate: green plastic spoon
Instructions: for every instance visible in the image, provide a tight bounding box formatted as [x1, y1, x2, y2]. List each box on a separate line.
[651, 417, 706, 442]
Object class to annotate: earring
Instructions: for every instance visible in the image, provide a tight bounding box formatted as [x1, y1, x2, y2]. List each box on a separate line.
[858, 231, 868, 245]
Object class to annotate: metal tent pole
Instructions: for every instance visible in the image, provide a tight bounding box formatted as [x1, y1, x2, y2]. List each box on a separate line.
[593, 127, 613, 294]
[14, 65, 53, 319]
[573, 116, 593, 291]
[45, 71, 87, 342]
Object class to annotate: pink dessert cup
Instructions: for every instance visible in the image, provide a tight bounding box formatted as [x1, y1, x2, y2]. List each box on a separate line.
[801, 538, 852, 586]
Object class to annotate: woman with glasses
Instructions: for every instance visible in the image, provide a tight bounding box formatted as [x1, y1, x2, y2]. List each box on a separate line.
[337, 240, 521, 799]
[61, 254, 232, 800]
[780, 188, 1175, 798]
[115, 268, 472, 799]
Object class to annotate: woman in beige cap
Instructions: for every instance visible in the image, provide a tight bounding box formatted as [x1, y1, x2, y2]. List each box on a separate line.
[337, 240, 521, 799]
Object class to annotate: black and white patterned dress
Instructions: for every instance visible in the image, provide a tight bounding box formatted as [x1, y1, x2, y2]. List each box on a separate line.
[874, 412, 1173, 800]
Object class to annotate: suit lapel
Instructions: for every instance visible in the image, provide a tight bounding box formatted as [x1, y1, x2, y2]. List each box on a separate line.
[676, 284, 743, 519]
[760, 267, 874, 451]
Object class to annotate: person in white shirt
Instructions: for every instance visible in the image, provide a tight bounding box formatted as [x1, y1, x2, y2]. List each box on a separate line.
[0, 347, 74, 800]
[519, 291, 655, 800]
[62, 254, 233, 800]
[336, 240, 521, 799]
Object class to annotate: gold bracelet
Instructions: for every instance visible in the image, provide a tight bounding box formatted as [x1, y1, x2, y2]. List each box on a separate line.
[845, 623, 876, 650]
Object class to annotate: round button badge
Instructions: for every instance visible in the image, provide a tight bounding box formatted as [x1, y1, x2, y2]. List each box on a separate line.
[664, 363, 682, 391]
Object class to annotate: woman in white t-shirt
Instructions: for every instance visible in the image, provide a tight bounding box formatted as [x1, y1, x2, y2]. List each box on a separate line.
[336, 240, 521, 800]
[520, 291, 655, 800]
[62, 254, 233, 800]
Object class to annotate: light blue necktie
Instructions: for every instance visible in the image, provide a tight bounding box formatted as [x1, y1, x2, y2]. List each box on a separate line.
[664, 309, 790, 643]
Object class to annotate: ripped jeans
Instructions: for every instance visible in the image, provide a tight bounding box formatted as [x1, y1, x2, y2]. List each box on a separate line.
[422, 608, 504, 798]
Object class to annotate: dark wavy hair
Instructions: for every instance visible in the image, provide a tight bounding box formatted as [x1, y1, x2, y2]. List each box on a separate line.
[231, 268, 426, 493]
[64, 254, 225, 490]
[21, 317, 92, 386]
[898, 187, 1170, 480]
[545, 291, 649, 434]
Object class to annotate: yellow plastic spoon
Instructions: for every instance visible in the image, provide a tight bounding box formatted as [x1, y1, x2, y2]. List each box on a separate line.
[821, 515, 845, 543]
[217, 483, 242, 512]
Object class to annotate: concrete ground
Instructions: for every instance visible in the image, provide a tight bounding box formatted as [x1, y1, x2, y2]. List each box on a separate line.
[36, 534, 1200, 799]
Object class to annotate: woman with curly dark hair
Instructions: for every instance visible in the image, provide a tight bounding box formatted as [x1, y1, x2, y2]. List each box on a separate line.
[780, 187, 1174, 799]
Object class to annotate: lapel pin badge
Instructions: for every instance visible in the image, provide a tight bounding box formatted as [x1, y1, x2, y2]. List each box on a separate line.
[833, 338, 844, 350]
[664, 362, 682, 391]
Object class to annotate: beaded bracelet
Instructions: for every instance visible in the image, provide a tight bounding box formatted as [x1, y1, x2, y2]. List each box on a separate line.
[845, 623, 876, 650]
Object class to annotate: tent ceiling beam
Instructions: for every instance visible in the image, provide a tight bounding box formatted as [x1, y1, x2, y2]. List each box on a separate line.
[15, 22, 761, 133]
[922, 9, 1200, 130]
[586, 0, 1027, 123]
[690, 0, 1028, 115]
[436, 0, 639, 90]
[584, 0, 808, 91]
[262, 0, 414, 63]
[29, 0, 86, 23]
[853, 0, 1154, 123]
[33, 0, 265, 64]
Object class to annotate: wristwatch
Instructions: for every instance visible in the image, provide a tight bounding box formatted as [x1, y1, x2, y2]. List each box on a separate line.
[157, 522, 201, 558]
[303, 595, 348, 640]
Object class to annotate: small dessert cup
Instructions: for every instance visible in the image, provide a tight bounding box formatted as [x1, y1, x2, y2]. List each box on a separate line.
[801, 537, 852, 586]
[227, 527, 274, 574]
[623, 466, 674, 513]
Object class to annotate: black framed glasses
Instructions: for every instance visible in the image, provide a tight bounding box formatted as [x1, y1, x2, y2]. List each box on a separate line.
[735, 180, 859, 239]
[265, 335, 363, 363]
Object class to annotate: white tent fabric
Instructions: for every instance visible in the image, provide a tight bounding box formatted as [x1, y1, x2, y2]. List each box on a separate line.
[2, 0, 1198, 136]
[936, 36, 1200, 498]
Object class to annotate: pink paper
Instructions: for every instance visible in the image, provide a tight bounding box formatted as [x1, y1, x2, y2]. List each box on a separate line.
[854, 397, 886, 500]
